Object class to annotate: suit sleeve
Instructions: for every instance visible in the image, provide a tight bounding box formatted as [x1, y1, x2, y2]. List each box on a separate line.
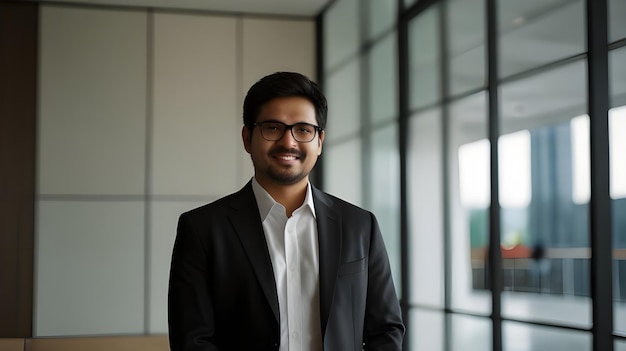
[168, 213, 221, 351]
[363, 213, 405, 350]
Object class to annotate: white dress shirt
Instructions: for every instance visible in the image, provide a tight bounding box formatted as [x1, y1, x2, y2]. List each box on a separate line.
[252, 178, 322, 351]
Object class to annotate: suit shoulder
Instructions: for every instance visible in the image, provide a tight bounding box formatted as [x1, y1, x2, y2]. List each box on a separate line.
[180, 187, 248, 221]
[316, 189, 374, 218]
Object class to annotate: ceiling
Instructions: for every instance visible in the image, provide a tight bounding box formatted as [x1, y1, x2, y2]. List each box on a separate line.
[41, 0, 333, 16]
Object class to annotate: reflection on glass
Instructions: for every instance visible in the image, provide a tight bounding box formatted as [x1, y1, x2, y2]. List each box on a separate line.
[365, 0, 396, 41]
[609, 0, 626, 42]
[368, 124, 401, 294]
[446, 0, 486, 96]
[499, 60, 591, 328]
[408, 108, 444, 307]
[451, 314, 492, 351]
[408, 4, 441, 110]
[503, 321, 591, 351]
[449, 91, 491, 314]
[611, 47, 626, 334]
[323, 0, 360, 71]
[368, 32, 398, 124]
[410, 309, 444, 350]
[498, 0, 585, 78]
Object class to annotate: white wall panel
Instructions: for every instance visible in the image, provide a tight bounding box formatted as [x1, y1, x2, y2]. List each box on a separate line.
[152, 13, 239, 196]
[35, 201, 145, 336]
[36, 5, 319, 339]
[241, 18, 315, 89]
[38, 6, 147, 195]
[148, 200, 210, 333]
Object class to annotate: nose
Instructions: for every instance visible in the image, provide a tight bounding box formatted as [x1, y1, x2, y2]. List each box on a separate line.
[277, 126, 298, 146]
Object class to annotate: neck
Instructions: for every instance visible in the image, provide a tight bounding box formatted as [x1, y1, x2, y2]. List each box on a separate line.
[256, 177, 308, 217]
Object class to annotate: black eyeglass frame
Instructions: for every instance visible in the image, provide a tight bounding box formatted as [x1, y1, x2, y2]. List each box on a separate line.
[251, 121, 324, 143]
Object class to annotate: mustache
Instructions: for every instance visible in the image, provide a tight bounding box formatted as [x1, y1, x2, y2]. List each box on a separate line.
[269, 147, 305, 158]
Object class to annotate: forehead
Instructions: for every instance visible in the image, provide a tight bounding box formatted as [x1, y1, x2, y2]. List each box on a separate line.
[257, 96, 316, 123]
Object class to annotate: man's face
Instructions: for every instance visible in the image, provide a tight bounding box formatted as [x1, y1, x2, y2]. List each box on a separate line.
[242, 96, 324, 188]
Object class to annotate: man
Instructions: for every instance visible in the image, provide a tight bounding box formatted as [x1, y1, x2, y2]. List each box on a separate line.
[168, 72, 404, 351]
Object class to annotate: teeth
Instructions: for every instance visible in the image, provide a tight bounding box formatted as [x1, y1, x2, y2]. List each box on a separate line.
[278, 155, 296, 160]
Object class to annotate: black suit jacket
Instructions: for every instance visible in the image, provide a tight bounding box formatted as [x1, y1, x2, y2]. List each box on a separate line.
[168, 181, 405, 351]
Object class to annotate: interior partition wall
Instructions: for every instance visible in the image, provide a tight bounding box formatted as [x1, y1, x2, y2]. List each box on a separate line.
[319, 0, 626, 350]
[35, 3, 315, 337]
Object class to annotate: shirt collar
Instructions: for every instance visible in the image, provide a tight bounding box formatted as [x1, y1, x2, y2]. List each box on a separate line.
[251, 177, 317, 221]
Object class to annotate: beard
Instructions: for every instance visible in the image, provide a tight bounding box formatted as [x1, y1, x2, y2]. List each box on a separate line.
[266, 163, 309, 185]
[252, 147, 312, 185]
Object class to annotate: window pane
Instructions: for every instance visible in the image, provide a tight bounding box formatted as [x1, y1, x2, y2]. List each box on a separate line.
[611, 47, 626, 109]
[325, 59, 361, 142]
[365, 0, 396, 41]
[323, 139, 363, 207]
[410, 309, 444, 350]
[409, 4, 441, 110]
[446, 0, 486, 96]
[503, 321, 591, 351]
[609, 0, 626, 42]
[450, 314, 492, 351]
[323, 0, 360, 71]
[499, 60, 591, 328]
[611, 46, 626, 334]
[408, 108, 444, 307]
[498, 0, 585, 79]
[449, 91, 491, 314]
[368, 32, 398, 124]
[500, 60, 587, 131]
[368, 124, 402, 294]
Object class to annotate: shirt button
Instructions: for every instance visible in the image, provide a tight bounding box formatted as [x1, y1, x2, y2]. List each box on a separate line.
[289, 263, 296, 271]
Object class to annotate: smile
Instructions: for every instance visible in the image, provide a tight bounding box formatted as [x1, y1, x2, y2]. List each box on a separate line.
[277, 155, 297, 161]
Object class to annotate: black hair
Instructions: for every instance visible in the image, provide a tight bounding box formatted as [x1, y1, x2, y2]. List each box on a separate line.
[242, 72, 328, 130]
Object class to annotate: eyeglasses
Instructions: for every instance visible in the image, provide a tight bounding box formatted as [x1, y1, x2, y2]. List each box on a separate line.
[252, 121, 323, 143]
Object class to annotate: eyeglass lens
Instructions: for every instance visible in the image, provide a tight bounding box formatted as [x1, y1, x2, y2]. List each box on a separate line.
[259, 122, 318, 142]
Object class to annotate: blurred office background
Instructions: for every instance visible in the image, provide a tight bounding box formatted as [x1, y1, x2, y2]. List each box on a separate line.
[1, 0, 625, 350]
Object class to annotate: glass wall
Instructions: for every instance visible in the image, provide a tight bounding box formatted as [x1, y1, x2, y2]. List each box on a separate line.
[449, 92, 491, 315]
[610, 0, 626, 334]
[499, 58, 591, 328]
[320, 0, 618, 349]
[322, 0, 402, 293]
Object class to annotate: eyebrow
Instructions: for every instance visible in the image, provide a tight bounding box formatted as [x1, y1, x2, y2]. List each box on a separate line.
[257, 119, 317, 126]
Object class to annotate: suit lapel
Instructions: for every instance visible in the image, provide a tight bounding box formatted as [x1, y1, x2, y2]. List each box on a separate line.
[228, 182, 280, 322]
[312, 186, 341, 336]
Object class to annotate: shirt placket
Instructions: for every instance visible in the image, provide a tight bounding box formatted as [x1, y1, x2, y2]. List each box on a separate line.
[285, 215, 302, 351]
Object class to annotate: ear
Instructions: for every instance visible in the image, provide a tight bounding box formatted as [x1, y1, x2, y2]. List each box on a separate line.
[317, 130, 325, 156]
[242, 125, 252, 154]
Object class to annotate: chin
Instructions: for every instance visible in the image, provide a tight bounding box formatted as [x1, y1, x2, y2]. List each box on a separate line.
[268, 171, 308, 185]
